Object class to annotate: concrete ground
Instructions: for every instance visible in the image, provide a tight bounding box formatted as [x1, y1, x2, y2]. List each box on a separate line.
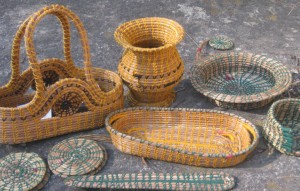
[0, 0, 299, 190]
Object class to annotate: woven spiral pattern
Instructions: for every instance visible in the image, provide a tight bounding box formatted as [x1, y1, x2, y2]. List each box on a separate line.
[263, 99, 300, 156]
[65, 172, 236, 191]
[48, 138, 107, 178]
[209, 35, 234, 50]
[115, 17, 184, 107]
[106, 107, 259, 168]
[52, 92, 82, 117]
[0, 152, 47, 191]
[32, 168, 51, 191]
[0, 5, 124, 144]
[31, 70, 60, 90]
[191, 52, 292, 110]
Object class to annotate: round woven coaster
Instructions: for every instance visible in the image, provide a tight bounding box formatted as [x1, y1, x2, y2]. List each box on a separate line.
[209, 35, 234, 50]
[31, 167, 50, 191]
[48, 138, 106, 178]
[50, 144, 107, 178]
[0, 152, 47, 191]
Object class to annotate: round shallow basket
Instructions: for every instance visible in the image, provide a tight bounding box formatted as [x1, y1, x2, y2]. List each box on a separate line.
[0, 152, 48, 191]
[263, 98, 300, 156]
[64, 172, 236, 191]
[106, 107, 259, 168]
[191, 52, 292, 110]
[48, 138, 107, 178]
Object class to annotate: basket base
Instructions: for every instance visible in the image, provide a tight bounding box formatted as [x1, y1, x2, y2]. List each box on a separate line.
[127, 91, 175, 107]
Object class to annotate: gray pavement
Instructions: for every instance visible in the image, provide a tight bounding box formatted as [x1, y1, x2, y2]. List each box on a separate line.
[0, 0, 299, 190]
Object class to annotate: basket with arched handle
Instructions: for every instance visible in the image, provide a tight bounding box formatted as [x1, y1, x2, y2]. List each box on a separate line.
[0, 4, 124, 144]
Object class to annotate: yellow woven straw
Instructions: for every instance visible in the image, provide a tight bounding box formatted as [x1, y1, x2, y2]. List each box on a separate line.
[115, 17, 184, 107]
[0, 4, 124, 144]
[106, 107, 259, 168]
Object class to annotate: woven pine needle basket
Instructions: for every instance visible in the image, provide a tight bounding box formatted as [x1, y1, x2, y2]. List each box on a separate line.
[115, 17, 184, 107]
[263, 99, 300, 156]
[106, 107, 259, 168]
[65, 172, 236, 191]
[191, 52, 292, 110]
[0, 152, 49, 191]
[48, 138, 107, 178]
[0, 4, 124, 144]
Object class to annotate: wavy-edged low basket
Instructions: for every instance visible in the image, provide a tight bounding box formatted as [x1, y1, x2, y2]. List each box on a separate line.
[263, 98, 300, 156]
[106, 107, 259, 168]
[191, 52, 292, 110]
[64, 172, 236, 191]
[0, 5, 123, 144]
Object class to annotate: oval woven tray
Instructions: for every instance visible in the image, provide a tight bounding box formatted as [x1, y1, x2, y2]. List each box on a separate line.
[48, 138, 107, 178]
[0, 152, 48, 191]
[263, 98, 300, 156]
[106, 107, 259, 168]
[64, 172, 236, 191]
[191, 52, 292, 110]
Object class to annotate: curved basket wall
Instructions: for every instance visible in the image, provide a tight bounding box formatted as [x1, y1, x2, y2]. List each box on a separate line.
[263, 98, 300, 156]
[0, 5, 124, 144]
[191, 52, 292, 110]
[115, 17, 184, 107]
[106, 107, 259, 168]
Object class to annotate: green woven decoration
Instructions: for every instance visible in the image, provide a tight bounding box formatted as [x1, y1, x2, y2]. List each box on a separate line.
[263, 98, 300, 156]
[31, 168, 51, 191]
[191, 52, 292, 110]
[0, 152, 48, 191]
[64, 172, 235, 191]
[209, 35, 234, 50]
[48, 138, 107, 178]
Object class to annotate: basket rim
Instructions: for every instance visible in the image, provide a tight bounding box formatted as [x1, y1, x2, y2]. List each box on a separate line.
[114, 17, 185, 52]
[265, 98, 300, 156]
[105, 107, 260, 158]
[190, 51, 292, 104]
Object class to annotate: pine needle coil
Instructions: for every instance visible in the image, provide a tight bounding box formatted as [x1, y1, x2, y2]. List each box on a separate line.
[106, 107, 259, 168]
[0, 5, 124, 144]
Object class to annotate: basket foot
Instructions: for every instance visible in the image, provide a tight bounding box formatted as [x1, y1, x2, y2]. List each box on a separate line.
[127, 91, 175, 107]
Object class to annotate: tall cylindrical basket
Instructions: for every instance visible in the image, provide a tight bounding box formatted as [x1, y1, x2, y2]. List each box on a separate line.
[115, 17, 185, 107]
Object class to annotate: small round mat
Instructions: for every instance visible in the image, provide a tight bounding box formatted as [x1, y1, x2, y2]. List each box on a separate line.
[209, 35, 234, 50]
[48, 138, 106, 178]
[0, 152, 47, 191]
[32, 168, 50, 191]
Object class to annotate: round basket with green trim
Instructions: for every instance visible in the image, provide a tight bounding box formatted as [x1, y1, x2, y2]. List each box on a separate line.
[48, 138, 107, 178]
[263, 98, 300, 156]
[191, 52, 292, 110]
[0, 152, 49, 191]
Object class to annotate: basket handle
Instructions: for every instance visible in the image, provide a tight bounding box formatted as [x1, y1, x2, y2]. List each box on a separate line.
[10, 11, 72, 84]
[25, 4, 97, 94]
[195, 38, 234, 63]
[195, 39, 210, 63]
